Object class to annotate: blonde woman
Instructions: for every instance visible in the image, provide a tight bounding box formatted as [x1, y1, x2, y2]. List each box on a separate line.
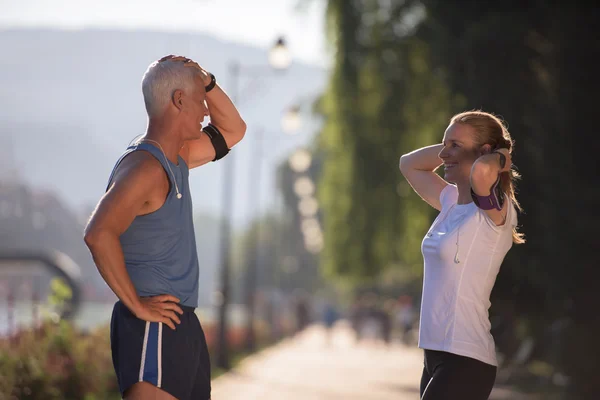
[399, 111, 524, 400]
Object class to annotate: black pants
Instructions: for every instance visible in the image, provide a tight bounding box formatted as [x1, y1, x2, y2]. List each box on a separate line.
[420, 350, 497, 400]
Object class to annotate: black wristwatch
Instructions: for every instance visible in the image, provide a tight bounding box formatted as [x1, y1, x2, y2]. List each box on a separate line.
[205, 73, 216, 93]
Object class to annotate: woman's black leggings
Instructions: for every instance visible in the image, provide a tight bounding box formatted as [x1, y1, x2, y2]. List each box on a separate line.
[420, 350, 497, 400]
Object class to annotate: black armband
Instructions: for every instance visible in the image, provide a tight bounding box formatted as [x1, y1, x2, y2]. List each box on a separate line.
[203, 124, 230, 161]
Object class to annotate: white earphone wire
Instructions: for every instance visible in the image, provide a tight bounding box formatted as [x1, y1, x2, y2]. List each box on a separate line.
[135, 138, 182, 199]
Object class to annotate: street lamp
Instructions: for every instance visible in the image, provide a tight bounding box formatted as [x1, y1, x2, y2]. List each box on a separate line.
[281, 105, 302, 135]
[301, 216, 324, 254]
[269, 37, 292, 70]
[298, 197, 319, 217]
[215, 37, 291, 370]
[293, 176, 315, 198]
[240, 98, 307, 352]
[288, 148, 312, 173]
[287, 148, 324, 260]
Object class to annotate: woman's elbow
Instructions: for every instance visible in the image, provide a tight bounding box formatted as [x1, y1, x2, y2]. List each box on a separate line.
[399, 154, 411, 174]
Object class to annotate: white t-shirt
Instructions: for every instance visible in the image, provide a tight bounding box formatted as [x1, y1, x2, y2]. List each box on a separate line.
[418, 184, 517, 366]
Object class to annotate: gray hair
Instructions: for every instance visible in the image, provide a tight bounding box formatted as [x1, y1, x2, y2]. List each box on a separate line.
[141, 59, 198, 117]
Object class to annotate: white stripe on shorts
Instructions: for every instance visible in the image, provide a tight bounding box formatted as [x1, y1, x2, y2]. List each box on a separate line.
[138, 321, 150, 382]
[157, 322, 163, 387]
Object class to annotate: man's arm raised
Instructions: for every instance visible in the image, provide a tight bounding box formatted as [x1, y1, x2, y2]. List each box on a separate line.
[83, 153, 183, 330]
[179, 59, 247, 168]
[181, 81, 247, 168]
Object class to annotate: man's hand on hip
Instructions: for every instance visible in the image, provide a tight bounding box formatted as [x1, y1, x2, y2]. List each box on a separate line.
[133, 295, 184, 330]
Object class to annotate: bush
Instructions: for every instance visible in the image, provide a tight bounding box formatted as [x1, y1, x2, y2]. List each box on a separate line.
[0, 321, 119, 400]
[0, 313, 289, 399]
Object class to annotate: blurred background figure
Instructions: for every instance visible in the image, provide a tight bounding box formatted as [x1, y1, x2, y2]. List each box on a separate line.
[350, 292, 391, 347]
[293, 289, 312, 334]
[321, 299, 339, 346]
[395, 295, 416, 345]
[380, 298, 394, 346]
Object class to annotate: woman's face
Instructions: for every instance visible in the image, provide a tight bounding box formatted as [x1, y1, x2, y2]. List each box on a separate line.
[438, 122, 483, 185]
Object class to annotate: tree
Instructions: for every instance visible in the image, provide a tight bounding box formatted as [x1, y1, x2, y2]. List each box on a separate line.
[319, 0, 455, 284]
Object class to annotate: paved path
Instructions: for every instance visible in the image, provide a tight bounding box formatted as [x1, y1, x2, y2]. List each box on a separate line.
[211, 322, 531, 400]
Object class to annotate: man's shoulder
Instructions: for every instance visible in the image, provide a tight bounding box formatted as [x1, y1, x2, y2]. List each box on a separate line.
[113, 149, 164, 183]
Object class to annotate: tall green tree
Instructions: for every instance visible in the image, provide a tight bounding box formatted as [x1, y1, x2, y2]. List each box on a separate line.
[319, 1, 456, 284]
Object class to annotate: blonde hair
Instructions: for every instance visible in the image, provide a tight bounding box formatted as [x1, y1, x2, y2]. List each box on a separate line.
[451, 110, 525, 244]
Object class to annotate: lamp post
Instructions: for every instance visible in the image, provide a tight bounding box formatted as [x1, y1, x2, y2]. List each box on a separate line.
[242, 104, 305, 352]
[242, 127, 264, 353]
[215, 37, 291, 370]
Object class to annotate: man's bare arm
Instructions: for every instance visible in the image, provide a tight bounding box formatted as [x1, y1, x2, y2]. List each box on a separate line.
[182, 84, 247, 168]
[204, 82, 247, 146]
[84, 153, 182, 329]
[174, 58, 246, 168]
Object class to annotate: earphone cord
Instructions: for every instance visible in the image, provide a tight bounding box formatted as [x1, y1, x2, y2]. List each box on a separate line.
[137, 138, 182, 199]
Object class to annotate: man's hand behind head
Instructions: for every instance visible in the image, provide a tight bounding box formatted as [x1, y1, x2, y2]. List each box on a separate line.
[158, 55, 211, 85]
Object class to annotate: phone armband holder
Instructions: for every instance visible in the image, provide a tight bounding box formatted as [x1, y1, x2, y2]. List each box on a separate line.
[471, 175, 505, 211]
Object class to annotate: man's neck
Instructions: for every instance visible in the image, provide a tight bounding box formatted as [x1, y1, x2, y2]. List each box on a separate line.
[144, 120, 183, 164]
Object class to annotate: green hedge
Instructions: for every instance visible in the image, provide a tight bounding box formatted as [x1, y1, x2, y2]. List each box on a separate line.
[0, 322, 120, 400]
[0, 318, 287, 399]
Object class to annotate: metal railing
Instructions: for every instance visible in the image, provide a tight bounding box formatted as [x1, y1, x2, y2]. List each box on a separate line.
[0, 250, 83, 335]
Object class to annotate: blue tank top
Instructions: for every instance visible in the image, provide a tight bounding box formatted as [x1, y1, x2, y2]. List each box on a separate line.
[106, 142, 199, 307]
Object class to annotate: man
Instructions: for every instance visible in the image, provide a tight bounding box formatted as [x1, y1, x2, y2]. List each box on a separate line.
[84, 55, 246, 400]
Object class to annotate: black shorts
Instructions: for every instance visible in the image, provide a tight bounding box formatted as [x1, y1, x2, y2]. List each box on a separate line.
[110, 301, 211, 400]
[420, 349, 496, 400]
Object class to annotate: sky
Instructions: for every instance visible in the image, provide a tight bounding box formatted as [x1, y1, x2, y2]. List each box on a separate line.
[0, 0, 331, 68]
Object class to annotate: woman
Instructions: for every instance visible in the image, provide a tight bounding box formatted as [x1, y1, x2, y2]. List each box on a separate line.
[399, 110, 525, 400]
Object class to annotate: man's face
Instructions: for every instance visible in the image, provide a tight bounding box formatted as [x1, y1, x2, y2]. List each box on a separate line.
[180, 75, 209, 140]
[189, 76, 209, 139]
[160, 55, 210, 140]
